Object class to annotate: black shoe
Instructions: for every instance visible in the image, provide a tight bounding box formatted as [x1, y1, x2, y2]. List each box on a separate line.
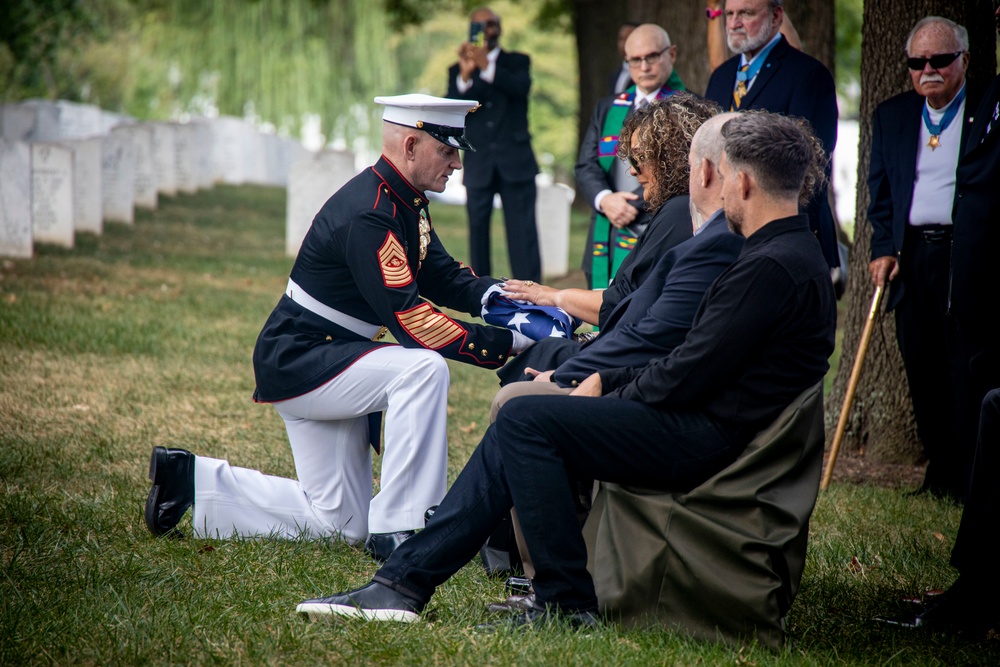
[506, 576, 533, 595]
[476, 600, 600, 632]
[296, 581, 424, 623]
[876, 579, 1000, 635]
[144, 446, 194, 538]
[364, 530, 415, 563]
[424, 506, 438, 525]
[486, 593, 536, 614]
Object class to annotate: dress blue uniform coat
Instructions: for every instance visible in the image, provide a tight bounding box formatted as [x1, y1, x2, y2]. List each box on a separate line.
[253, 156, 513, 404]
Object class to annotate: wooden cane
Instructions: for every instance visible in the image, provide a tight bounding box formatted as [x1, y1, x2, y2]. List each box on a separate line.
[820, 284, 884, 491]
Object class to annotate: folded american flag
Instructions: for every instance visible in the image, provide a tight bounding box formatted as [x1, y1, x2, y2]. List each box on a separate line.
[481, 284, 577, 341]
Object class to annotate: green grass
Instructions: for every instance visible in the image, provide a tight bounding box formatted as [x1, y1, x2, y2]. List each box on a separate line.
[1, 186, 995, 665]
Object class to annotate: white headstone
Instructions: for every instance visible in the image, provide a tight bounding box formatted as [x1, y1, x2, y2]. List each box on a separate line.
[0, 141, 33, 258]
[535, 182, 574, 278]
[102, 128, 137, 224]
[31, 143, 75, 248]
[174, 123, 199, 194]
[286, 149, 356, 256]
[62, 138, 103, 234]
[0, 104, 38, 141]
[191, 121, 214, 190]
[211, 116, 248, 185]
[125, 125, 157, 209]
[54, 101, 104, 139]
[20, 100, 60, 141]
[244, 130, 268, 186]
[150, 123, 177, 196]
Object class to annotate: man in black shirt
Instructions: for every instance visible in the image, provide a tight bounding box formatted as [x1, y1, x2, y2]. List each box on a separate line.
[294, 112, 837, 628]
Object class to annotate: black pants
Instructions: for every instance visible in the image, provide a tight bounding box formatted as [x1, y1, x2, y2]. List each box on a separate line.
[951, 388, 1000, 593]
[894, 227, 976, 498]
[465, 168, 541, 282]
[374, 394, 742, 612]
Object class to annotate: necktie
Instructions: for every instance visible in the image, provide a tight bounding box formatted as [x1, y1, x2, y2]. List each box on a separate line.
[733, 64, 749, 110]
[636, 97, 649, 110]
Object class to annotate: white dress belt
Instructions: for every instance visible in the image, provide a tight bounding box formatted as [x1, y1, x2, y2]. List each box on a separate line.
[285, 278, 386, 340]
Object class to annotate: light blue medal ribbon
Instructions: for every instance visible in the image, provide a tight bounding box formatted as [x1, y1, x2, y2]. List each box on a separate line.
[922, 85, 966, 150]
[736, 37, 780, 88]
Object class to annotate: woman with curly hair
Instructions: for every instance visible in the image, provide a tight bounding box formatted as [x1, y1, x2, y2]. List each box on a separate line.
[503, 92, 721, 329]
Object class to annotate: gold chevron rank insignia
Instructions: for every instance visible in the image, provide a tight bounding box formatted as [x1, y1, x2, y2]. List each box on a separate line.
[378, 233, 412, 287]
[396, 303, 463, 349]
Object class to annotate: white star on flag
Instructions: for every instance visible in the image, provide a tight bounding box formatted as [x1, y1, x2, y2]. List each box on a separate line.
[507, 312, 531, 333]
[548, 325, 567, 338]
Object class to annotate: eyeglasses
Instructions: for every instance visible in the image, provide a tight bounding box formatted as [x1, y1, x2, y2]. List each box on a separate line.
[627, 150, 646, 173]
[906, 51, 963, 71]
[625, 48, 668, 68]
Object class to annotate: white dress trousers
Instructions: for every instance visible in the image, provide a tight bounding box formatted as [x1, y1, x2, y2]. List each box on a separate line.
[191, 346, 450, 542]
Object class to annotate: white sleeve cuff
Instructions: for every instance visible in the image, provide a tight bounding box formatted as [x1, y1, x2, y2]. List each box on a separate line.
[478, 60, 497, 83]
[456, 75, 473, 94]
[511, 330, 535, 354]
[594, 189, 612, 212]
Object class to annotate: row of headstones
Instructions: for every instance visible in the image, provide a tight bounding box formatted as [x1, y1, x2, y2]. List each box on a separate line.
[1, 99, 574, 276]
[0, 99, 309, 259]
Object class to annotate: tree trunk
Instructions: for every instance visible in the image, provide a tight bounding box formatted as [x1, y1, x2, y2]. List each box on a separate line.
[826, 0, 997, 463]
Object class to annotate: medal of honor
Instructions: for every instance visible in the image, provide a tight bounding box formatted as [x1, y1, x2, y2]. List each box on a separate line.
[922, 86, 965, 153]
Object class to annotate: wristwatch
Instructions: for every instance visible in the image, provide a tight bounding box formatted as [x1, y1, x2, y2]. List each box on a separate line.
[706, 7, 723, 19]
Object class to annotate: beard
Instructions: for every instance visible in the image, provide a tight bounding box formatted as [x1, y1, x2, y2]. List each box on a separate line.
[724, 205, 744, 236]
[727, 26, 773, 54]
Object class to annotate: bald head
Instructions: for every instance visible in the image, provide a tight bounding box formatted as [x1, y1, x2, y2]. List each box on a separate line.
[691, 112, 738, 167]
[623, 24, 676, 95]
[688, 112, 735, 229]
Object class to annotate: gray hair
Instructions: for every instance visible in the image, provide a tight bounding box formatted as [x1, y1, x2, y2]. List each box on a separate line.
[905, 16, 969, 54]
[720, 113, 814, 200]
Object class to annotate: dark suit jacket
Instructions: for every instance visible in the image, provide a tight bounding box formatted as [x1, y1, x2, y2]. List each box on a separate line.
[447, 50, 538, 187]
[705, 35, 840, 268]
[705, 35, 837, 156]
[575, 95, 646, 215]
[867, 89, 976, 310]
[575, 94, 650, 276]
[951, 74, 1000, 388]
[554, 213, 744, 387]
[497, 212, 740, 386]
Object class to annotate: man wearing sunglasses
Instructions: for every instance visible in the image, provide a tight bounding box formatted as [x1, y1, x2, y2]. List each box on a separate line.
[867, 16, 977, 502]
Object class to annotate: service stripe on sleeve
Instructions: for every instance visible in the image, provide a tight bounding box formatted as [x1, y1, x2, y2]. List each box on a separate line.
[396, 303, 464, 349]
[378, 232, 413, 287]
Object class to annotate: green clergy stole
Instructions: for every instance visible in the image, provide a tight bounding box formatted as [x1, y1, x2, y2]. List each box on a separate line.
[588, 78, 682, 290]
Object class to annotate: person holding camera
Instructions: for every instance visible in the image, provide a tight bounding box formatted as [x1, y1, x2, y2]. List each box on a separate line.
[447, 6, 541, 283]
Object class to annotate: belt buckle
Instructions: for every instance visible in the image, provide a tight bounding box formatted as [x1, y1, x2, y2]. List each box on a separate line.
[372, 326, 388, 342]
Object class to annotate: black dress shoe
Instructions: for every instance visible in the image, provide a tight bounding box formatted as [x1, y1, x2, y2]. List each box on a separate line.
[423, 506, 438, 525]
[505, 576, 533, 595]
[144, 446, 194, 538]
[876, 578, 1000, 635]
[364, 530, 415, 563]
[486, 592, 536, 614]
[296, 581, 424, 622]
[476, 599, 600, 632]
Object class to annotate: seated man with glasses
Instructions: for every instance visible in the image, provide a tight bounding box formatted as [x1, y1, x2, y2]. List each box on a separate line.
[576, 23, 689, 292]
[867, 15, 978, 501]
